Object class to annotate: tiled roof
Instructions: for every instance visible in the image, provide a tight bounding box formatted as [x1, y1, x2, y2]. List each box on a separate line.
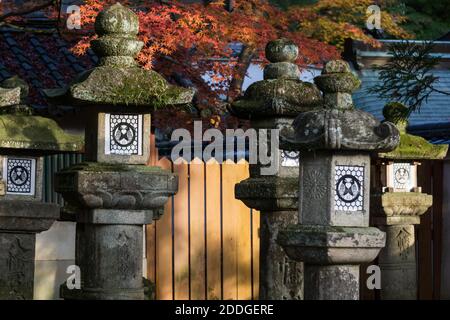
[0, 27, 97, 108]
[409, 122, 450, 145]
[353, 68, 450, 128]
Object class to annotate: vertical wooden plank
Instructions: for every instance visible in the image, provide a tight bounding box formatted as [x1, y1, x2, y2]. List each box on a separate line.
[146, 134, 158, 287]
[206, 159, 222, 300]
[189, 158, 206, 299]
[146, 222, 156, 287]
[148, 133, 157, 166]
[433, 161, 443, 299]
[155, 157, 174, 300]
[235, 160, 252, 299]
[418, 161, 433, 299]
[173, 160, 190, 299]
[222, 160, 238, 300]
[252, 208, 260, 300]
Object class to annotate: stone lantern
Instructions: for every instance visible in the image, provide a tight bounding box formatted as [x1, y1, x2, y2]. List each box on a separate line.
[0, 77, 83, 299]
[231, 39, 322, 299]
[372, 102, 448, 300]
[277, 60, 400, 300]
[44, 3, 194, 300]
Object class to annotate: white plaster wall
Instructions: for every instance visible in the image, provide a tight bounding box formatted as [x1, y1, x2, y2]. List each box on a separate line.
[34, 221, 76, 300]
[33, 221, 148, 300]
[441, 158, 450, 299]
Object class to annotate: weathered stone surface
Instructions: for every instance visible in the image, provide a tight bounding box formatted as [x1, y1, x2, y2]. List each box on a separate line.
[0, 201, 59, 299]
[230, 80, 322, 119]
[285, 109, 399, 151]
[232, 39, 315, 300]
[265, 38, 299, 63]
[230, 39, 322, 119]
[235, 176, 298, 212]
[278, 225, 385, 264]
[55, 162, 178, 211]
[283, 61, 400, 152]
[0, 78, 74, 300]
[304, 265, 359, 300]
[379, 103, 448, 160]
[0, 87, 20, 107]
[49, 3, 187, 300]
[0, 114, 83, 152]
[43, 3, 194, 108]
[260, 211, 302, 300]
[377, 224, 416, 300]
[84, 110, 151, 164]
[0, 76, 29, 103]
[0, 233, 35, 300]
[0, 78, 83, 153]
[0, 201, 59, 232]
[62, 223, 144, 300]
[264, 62, 300, 80]
[375, 192, 432, 219]
[373, 102, 443, 300]
[298, 151, 371, 227]
[278, 60, 395, 300]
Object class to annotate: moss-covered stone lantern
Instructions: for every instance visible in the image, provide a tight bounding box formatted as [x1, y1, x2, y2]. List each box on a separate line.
[277, 60, 400, 300]
[0, 77, 82, 299]
[371, 102, 448, 300]
[44, 3, 194, 300]
[231, 39, 322, 299]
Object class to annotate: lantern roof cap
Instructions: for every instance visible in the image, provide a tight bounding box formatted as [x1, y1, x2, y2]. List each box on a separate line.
[43, 3, 194, 108]
[0, 77, 83, 153]
[378, 102, 448, 160]
[230, 38, 322, 119]
[283, 60, 401, 152]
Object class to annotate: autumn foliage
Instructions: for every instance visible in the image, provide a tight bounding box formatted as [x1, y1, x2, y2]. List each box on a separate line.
[2, 0, 411, 129]
[65, 0, 337, 128]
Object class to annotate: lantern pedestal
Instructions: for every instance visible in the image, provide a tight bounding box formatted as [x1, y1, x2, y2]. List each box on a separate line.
[372, 102, 448, 300]
[278, 224, 385, 300]
[55, 163, 177, 300]
[45, 3, 193, 300]
[278, 60, 400, 300]
[236, 176, 301, 299]
[372, 192, 432, 299]
[0, 201, 59, 299]
[0, 77, 82, 299]
[231, 39, 322, 300]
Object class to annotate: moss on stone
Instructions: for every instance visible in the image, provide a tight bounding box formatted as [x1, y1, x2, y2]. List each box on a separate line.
[314, 72, 361, 93]
[231, 79, 322, 117]
[47, 66, 194, 108]
[383, 102, 409, 124]
[379, 132, 448, 160]
[0, 114, 83, 152]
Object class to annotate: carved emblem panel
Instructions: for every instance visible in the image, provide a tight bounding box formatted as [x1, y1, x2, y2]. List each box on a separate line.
[3, 157, 36, 196]
[281, 150, 300, 167]
[393, 162, 411, 190]
[334, 165, 364, 211]
[105, 114, 143, 156]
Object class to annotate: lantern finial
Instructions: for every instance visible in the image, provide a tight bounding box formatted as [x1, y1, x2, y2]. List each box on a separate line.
[92, 2, 143, 67]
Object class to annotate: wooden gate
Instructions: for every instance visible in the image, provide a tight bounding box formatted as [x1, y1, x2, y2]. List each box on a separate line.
[417, 160, 444, 299]
[146, 137, 260, 300]
[361, 160, 444, 300]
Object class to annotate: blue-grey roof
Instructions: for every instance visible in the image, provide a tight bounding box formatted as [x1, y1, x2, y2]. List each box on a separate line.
[353, 69, 450, 126]
[0, 28, 97, 108]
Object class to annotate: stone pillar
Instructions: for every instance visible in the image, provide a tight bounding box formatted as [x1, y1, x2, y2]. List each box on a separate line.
[372, 102, 448, 300]
[231, 39, 322, 299]
[278, 60, 401, 300]
[44, 3, 194, 300]
[0, 78, 83, 299]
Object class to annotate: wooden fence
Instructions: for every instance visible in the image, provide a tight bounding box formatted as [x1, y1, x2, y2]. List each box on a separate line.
[146, 136, 260, 300]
